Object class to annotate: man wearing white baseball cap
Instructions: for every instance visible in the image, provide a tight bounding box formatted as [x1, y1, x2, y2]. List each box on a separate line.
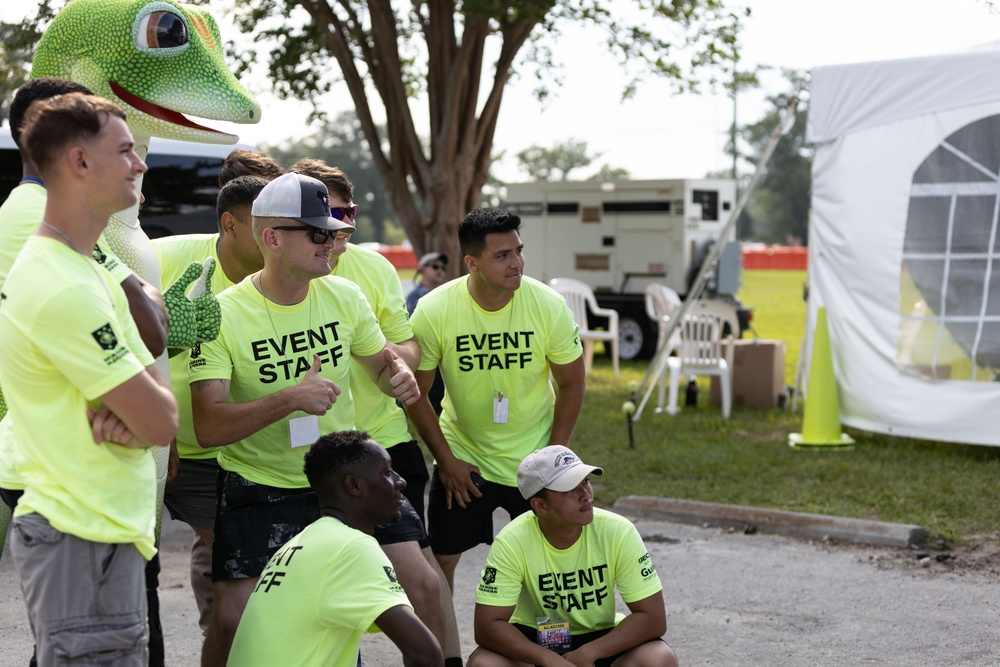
[469, 446, 678, 667]
[189, 171, 421, 665]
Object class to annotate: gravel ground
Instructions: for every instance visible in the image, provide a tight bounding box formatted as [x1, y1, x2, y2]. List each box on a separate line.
[1, 510, 998, 666]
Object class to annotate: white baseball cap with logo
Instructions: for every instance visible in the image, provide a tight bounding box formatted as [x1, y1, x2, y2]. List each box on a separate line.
[516, 445, 604, 499]
[251, 171, 355, 232]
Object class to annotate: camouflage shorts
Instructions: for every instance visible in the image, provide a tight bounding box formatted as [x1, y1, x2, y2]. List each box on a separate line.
[211, 471, 319, 581]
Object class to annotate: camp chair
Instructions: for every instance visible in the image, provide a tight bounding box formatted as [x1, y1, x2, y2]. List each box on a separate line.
[665, 299, 738, 418]
[549, 277, 619, 378]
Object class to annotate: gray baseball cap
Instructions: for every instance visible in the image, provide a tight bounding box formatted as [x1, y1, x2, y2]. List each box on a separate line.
[251, 172, 354, 232]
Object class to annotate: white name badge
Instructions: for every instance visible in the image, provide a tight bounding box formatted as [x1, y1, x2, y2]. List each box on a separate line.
[493, 395, 509, 424]
[289, 415, 321, 448]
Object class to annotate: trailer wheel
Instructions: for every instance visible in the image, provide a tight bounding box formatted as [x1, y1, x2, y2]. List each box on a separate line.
[618, 316, 646, 360]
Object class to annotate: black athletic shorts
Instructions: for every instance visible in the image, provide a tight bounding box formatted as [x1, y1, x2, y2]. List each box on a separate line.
[163, 458, 221, 531]
[427, 466, 531, 555]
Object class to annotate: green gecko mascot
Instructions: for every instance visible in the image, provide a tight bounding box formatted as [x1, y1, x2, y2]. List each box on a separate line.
[1, 0, 260, 643]
[30, 0, 259, 513]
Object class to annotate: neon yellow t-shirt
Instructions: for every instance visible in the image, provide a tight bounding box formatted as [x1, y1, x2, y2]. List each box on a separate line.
[410, 276, 582, 484]
[332, 244, 413, 448]
[189, 275, 386, 488]
[475, 508, 662, 633]
[228, 516, 411, 667]
[0, 182, 134, 488]
[0, 237, 158, 558]
[154, 233, 234, 460]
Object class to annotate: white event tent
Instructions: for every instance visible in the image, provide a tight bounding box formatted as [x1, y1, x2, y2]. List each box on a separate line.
[806, 47, 1000, 446]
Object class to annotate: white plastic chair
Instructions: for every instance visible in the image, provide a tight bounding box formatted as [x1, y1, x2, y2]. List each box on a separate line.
[549, 277, 620, 378]
[644, 283, 683, 410]
[645, 283, 683, 356]
[665, 299, 738, 418]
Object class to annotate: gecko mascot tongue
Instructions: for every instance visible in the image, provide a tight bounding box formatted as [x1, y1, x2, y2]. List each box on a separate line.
[9, 0, 259, 562]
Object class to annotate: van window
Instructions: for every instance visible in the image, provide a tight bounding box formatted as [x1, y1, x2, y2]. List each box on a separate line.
[0, 128, 250, 238]
[139, 152, 226, 238]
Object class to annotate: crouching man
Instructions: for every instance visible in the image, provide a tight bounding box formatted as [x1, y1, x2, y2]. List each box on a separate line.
[227, 431, 442, 667]
[469, 447, 678, 667]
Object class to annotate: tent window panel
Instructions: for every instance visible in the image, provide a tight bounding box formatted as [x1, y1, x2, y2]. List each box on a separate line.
[952, 195, 998, 255]
[943, 259, 988, 317]
[912, 145, 995, 184]
[945, 321, 990, 380]
[903, 196, 953, 255]
[938, 114, 1000, 177]
[986, 269, 1000, 316]
[902, 258, 946, 316]
[976, 320, 1000, 376]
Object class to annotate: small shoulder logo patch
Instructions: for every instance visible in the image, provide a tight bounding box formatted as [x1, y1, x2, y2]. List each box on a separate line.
[482, 566, 497, 585]
[383, 566, 398, 583]
[91, 324, 118, 351]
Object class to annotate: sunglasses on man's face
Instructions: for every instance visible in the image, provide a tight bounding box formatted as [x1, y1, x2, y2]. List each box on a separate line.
[425, 263, 445, 271]
[331, 205, 359, 222]
[271, 225, 353, 245]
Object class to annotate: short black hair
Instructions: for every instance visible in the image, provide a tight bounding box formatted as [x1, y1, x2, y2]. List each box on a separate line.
[10, 78, 93, 148]
[216, 175, 269, 231]
[458, 207, 521, 258]
[303, 430, 378, 492]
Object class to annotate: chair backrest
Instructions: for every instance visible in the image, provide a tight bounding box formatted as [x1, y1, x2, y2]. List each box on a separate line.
[677, 299, 740, 370]
[549, 277, 597, 330]
[688, 299, 740, 337]
[644, 283, 682, 324]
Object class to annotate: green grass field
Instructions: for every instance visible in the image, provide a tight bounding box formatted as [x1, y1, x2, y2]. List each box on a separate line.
[573, 269, 1000, 543]
[739, 269, 808, 385]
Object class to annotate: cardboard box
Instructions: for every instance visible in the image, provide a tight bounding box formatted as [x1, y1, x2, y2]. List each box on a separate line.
[710, 339, 786, 408]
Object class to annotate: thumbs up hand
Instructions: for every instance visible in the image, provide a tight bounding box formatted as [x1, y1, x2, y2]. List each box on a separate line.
[382, 347, 420, 406]
[293, 354, 341, 415]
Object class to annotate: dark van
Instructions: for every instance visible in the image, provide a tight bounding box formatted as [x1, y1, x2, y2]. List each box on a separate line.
[0, 128, 251, 238]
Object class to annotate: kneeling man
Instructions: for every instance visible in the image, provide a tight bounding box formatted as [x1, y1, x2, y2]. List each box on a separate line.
[228, 431, 442, 667]
[470, 447, 678, 667]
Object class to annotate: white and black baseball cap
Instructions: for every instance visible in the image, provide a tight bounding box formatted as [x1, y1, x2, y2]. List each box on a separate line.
[251, 172, 355, 232]
[516, 446, 604, 499]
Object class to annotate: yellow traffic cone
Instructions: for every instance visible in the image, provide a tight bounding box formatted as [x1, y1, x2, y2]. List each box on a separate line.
[789, 307, 854, 450]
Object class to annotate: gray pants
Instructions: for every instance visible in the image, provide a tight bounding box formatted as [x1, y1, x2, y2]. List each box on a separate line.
[11, 513, 148, 666]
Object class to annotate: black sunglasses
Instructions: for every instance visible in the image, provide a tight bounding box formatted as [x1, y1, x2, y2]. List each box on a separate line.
[271, 225, 352, 245]
[331, 205, 359, 221]
[425, 263, 446, 271]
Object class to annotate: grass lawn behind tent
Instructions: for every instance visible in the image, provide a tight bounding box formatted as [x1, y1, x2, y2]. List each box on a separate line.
[571, 270, 1000, 543]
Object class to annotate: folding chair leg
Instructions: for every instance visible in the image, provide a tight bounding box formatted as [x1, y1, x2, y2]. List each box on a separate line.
[611, 338, 619, 379]
[657, 361, 668, 413]
[666, 358, 682, 415]
[720, 370, 732, 419]
[649, 352, 670, 413]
